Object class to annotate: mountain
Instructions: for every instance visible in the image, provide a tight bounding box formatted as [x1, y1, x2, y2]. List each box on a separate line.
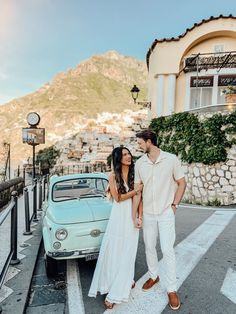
[0, 51, 147, 166]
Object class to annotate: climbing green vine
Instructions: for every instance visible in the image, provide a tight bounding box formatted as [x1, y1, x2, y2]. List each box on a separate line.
[149, 110, 236, 165]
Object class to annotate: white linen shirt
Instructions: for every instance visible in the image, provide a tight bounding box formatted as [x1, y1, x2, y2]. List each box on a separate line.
[134, 150, 185, 215]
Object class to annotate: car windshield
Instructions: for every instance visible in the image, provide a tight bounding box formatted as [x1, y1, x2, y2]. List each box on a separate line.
[52, 177, 108, 202]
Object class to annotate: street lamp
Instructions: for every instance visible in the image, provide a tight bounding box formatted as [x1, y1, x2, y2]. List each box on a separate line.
[130, 84, 140, 103]
[130, 84, 151, 109]
[22, 112, 45, 181]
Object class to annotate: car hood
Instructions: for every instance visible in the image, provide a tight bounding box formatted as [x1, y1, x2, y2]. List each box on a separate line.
[47, 198, 112, 224]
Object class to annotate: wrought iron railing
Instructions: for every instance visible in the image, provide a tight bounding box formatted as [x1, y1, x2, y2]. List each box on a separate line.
[0, 178, 24, 210]
[182, 51, 236, 73]
[0, 176, 48, 312]
[0, 192, 20, 297]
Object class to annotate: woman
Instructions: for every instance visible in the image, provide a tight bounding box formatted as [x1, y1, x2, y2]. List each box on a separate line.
[88, 146, 143, 309]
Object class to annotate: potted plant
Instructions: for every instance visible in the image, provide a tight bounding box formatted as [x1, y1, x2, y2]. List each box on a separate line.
[222, 85, 236, 103]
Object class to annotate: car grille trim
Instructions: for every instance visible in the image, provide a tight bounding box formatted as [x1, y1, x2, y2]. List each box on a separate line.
[75, 231, 105, 237]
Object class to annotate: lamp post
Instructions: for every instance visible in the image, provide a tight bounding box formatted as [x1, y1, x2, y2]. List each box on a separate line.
[130, 84, 151, 109]
[22, 112, 45, 182]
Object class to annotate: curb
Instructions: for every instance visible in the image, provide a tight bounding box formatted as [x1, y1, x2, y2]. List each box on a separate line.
[0, 218, 42, 314]
[180, 203, 236, 211]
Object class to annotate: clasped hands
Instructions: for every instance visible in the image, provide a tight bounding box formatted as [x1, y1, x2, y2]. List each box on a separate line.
[134, 216, 142, 229]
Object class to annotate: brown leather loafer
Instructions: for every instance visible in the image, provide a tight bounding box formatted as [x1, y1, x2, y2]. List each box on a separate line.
[167, 292, 181, 310]
[142, 276, 160, 291]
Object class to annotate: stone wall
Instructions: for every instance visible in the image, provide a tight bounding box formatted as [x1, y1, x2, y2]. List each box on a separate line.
[183, 146, 236, 206]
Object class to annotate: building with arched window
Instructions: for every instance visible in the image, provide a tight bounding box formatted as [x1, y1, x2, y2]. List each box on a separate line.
[147, 15, 236, 117]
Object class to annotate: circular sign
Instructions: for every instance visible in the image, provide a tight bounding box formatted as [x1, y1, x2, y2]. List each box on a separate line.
[27, 112, 40, 126]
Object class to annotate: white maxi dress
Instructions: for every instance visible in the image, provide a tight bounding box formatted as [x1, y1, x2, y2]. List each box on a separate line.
[88, 184, 139, 304]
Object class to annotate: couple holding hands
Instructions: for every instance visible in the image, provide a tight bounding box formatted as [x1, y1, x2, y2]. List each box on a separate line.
[88, 129, 186, 311]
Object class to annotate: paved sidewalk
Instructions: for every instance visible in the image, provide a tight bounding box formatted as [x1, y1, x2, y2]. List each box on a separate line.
[0, 192, 42, 314]
[0, 199, 235, 314]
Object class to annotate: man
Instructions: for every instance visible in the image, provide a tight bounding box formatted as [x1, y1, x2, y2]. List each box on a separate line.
[133, 129, 186, 311]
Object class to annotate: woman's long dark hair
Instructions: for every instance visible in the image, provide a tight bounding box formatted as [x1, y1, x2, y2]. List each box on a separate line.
[112, 146, 134, 195]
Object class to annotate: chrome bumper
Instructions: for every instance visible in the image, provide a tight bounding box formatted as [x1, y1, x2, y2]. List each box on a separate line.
[48, 247, 100, 259]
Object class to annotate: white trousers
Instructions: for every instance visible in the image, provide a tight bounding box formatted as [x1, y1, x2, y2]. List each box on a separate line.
[143, 207, 176, 292]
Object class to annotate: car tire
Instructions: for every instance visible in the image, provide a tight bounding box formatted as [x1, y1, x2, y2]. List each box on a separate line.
[45, 255, 58, 277]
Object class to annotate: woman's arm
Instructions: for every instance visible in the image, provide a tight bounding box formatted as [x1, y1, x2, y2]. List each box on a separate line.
[138, 199, 143, 219]
[132, 192, 143, 228]
[136, 199, 143, 228]
[108, 173, 141, 202]
[132, 183, 142, 221]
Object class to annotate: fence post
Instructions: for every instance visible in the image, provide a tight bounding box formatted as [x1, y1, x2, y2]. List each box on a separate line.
[23, 187, 32, 235]
[38, 178, 42, 210]
[43, 175, 49, 201]
[23, 167, 26, 185]
[43, 177, 46, 201]
[33, 178, 38, 222]
[17, 165, 20, 177]
[10, 191, 20, 265]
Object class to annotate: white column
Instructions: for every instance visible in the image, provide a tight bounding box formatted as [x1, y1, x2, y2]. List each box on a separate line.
[212, 75, 218, 105]
[167, 74, 176, 114]
[156, 75, 164, 117]
[184, 74, 191, 111]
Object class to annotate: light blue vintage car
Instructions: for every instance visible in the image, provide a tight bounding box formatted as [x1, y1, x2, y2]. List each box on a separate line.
[42, 173, 112, 276]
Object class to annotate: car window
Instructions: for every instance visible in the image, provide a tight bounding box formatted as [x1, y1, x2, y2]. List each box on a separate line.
[98, 178, 108, 191]
[52, 177, 108, 201]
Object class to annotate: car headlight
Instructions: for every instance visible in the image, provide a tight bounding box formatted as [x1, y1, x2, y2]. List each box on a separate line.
[55, 228, 68, 240]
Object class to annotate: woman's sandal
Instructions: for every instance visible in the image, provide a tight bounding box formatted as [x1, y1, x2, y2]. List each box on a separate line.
[104, 300, 114, 309]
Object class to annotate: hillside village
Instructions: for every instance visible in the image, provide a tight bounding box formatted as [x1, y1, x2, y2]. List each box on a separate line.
[53, 109, 148, 173]
[0, 51, 147, 174]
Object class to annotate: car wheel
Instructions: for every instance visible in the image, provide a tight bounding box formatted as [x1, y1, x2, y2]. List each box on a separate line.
[45, 254, 58, 277]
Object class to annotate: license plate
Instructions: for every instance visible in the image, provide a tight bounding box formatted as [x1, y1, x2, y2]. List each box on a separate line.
[85, 253, 99, 261]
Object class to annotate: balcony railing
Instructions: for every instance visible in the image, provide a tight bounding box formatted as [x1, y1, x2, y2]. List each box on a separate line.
[183, 51, 236, 73]
[187, 102, 236, 113]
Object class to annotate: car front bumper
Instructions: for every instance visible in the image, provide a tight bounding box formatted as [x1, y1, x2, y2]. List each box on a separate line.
[47, 247, 100, 259]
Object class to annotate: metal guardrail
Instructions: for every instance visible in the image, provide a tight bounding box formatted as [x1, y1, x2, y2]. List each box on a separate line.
[32, 178, 38, 222]
[0, 175, 48, 312]
[52, 164, 108, 176]
[23, 176, 48, 235]
[0, 177, 24, 210]
[0, 191, 20, 294]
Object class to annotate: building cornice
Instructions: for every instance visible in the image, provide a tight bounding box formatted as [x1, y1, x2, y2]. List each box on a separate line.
[146, 14, 236, 70]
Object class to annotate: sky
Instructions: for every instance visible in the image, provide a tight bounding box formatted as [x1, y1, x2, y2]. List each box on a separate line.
[0, 0, 235, 104]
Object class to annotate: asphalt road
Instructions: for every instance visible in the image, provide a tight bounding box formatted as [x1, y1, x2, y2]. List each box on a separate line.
[25, 206, 236, 314]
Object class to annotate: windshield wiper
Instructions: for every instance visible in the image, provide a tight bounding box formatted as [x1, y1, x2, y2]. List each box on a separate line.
[54, 195, 79, 201]
[80, 193, 105, 198]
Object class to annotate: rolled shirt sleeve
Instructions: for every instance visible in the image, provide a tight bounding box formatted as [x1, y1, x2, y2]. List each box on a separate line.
[173, 156, 185, 181]
[134, 161, 142, 184]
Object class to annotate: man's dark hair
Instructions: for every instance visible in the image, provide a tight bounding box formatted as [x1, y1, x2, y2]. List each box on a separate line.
[136, 129, 158, 146]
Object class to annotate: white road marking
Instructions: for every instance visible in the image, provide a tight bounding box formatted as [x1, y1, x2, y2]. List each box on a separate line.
[67, 259, 85, 314]
[180, 204, 236, 212]
[104, 211, 235, 313]
[220, 268, 236, 304]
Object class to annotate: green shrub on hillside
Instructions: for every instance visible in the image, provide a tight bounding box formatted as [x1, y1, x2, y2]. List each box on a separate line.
[36, 146, 60, 174]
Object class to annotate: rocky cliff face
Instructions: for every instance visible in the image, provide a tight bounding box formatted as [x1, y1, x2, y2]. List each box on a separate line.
[0, 51, 147, 166]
